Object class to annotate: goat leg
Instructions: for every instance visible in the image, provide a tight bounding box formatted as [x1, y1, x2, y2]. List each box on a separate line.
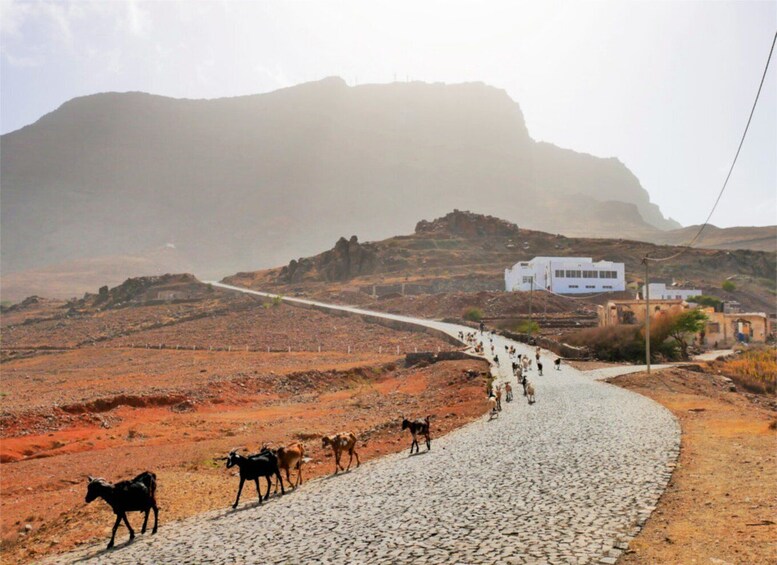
[122, 513, 135, 541]
[141, 508, 149, 534]
[108, 514, 121, 549]
[151, 503, 158, 534]
[275, 470, 285, 495]
[255, 478, 263, 503]
[264, 476, 272, 500]
[232, 477, 245, 509]
[426, 434, 431, 451]
[354, 449, 360, 468]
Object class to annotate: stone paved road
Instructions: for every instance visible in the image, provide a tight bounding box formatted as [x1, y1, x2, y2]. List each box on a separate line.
[52, 285, 680, 564]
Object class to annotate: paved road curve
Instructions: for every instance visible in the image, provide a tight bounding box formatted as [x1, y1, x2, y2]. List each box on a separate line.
[53, 283, 680, 564]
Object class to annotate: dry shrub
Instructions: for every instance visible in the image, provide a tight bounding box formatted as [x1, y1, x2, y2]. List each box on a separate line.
[565, 320, 679, 363]
[718, 348, 776, 395]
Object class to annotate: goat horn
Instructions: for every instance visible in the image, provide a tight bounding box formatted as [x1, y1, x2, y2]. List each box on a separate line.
[87, 475, 94, 482]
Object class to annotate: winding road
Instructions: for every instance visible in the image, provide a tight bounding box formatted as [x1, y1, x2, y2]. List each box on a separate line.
[53, 283, 680, 564]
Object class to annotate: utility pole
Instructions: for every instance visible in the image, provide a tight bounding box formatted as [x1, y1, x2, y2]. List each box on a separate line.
[528, 277, 534, 341]
[643, 257, 651, 374]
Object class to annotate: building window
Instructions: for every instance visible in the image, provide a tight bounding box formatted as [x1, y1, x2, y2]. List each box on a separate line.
[583, 270, 598, 278]
[585, 285, 595, 288]
[707, 323, 720, 333]
[569, 284, 578, 288]
[565, 270, 582, 278]
[522, 276, 533, 284]
[603, 285, 612, 289]
[555, 270, 565, 278]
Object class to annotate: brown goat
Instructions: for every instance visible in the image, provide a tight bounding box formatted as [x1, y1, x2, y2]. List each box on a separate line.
[321, 432, 360, 474]
[272, 442, 306, 492]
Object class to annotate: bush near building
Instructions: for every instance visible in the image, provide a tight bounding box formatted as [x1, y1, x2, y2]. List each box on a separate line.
[722, 280, 736, 292]
[463, 307, 484, 322]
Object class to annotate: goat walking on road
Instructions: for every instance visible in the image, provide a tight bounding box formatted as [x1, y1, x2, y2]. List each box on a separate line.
[402, 416, 432, 454]
[85, 471, 159, 549]
[271, 442, 307, 493]
[322, 432, 360, 474]
[526, 381, 536, 405]
[222, 448, 285, 508]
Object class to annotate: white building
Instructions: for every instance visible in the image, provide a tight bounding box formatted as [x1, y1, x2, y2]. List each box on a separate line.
[641, 283, 701, 301]
[504, 257, 625, 294]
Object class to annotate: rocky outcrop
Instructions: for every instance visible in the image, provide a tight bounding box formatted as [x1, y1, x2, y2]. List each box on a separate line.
[415, 210, 521, 238]
[278, 236, 379, 283]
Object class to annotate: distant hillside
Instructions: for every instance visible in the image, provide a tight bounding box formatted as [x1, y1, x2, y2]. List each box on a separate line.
[3, 77, 682, 288]
[645, 224, 776, 253]
[225, 210, 776, 315]
[0, 246, 193, 303]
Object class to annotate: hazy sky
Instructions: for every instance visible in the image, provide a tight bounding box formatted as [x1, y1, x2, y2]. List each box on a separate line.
[1, 0, 775, 228]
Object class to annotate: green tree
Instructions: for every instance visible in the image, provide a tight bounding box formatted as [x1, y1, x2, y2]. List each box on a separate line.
[722, 280, 736, 292]
[463, 307, 483, 322]
[668, 310, 708, 358]
[687, 295, 722, 311]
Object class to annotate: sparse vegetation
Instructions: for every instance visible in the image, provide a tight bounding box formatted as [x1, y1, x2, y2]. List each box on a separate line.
[712, 347, 777, 395]
[497, 318, 540, 334]
[566, 314, 680, 363]
[463, 307, 484, 322]
[722, 280, 736, 292]
[667, 310, 708, 358]
[688, 295, 722, 311]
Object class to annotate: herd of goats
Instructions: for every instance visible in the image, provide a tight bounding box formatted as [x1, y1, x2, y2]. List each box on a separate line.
[83, 328, 557, 550]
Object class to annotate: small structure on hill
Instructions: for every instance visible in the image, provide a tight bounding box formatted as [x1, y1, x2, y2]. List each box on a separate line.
[641, 283, 701, 301]
[505, 257, 625, 294]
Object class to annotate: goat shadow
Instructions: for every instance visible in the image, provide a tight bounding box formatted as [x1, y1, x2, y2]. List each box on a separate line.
[209, 495, 282, 521]
[408, 450, 431, 457]
[71, 537, 136, 563]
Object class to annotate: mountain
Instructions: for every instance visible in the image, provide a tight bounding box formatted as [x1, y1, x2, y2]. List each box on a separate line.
[3, 77, 685, 293]
[224, 210, 776, 315]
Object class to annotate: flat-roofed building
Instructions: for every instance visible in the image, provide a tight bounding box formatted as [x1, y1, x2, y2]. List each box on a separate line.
[641, 283, 701, 301]
[505, 257, 625, 294]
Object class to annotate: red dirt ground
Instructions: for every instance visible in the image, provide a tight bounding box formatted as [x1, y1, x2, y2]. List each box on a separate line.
[0, 357, 489, 564]
[610, 368, 776, 564]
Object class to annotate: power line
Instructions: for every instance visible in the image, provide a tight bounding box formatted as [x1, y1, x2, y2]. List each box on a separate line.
[645, 30, 777, 264]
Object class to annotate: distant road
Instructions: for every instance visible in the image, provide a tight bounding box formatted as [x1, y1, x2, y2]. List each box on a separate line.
[53, 282, 680, 565]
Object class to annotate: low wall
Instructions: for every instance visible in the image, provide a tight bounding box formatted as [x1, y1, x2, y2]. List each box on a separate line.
[405, 350, 485, 367]
[498, 329, 591, 359]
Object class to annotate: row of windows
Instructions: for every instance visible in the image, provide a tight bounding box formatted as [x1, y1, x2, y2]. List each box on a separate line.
[568, 284, 613, 290]
[554, 269, 619, 279]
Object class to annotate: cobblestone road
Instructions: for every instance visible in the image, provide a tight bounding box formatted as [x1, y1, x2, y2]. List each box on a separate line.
[53, 286, 680, 564]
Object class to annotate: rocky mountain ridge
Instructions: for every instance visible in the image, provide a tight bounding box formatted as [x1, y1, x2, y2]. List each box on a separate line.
[3, 77, 679, 287]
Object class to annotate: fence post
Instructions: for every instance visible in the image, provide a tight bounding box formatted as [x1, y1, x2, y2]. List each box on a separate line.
[348, 345, 351, 354]
[396, 345, 400, 354]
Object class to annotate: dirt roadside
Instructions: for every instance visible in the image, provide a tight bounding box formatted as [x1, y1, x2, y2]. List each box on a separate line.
[608, 368, 776, 564]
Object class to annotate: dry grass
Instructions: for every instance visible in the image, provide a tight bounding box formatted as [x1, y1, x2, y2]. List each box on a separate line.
[717, 347, 777, 394]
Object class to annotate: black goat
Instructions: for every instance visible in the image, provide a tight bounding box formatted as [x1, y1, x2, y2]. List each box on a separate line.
[223, 449, 284, 508]
[85, 471, 158, 549]
[401, 416, 431, 454]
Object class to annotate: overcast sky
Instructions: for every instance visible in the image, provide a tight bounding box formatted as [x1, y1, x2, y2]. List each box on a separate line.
[1, 0, 775, 228]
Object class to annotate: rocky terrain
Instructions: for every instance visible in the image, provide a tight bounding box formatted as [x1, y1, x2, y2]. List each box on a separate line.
[0, 275, 487, 563]
[226, 210, 777, 315]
